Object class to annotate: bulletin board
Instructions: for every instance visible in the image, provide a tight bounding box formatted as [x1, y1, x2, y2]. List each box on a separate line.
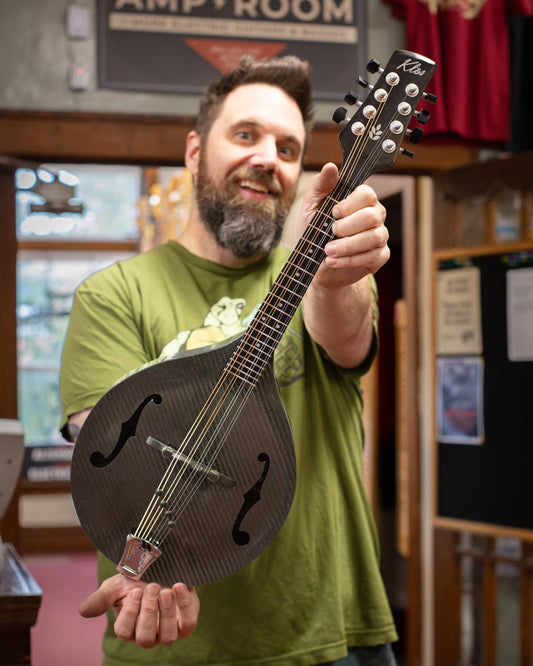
[433, 242, 533, 539]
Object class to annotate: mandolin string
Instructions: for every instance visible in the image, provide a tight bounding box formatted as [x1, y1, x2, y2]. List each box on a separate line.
[145, 179, 357, 540]
[135, 181, 351, 542]
[150, 383, 256, 544]
[138, 93, 396, 546]
[137, 95, 391, 545]
[137, 361, 270, 542]
[144, 201, 343, 544]
[144, 157, 368, 543]
[136, 199, 346, 544]
[137, 82, 413, 547]
[141, 138, 395, 547]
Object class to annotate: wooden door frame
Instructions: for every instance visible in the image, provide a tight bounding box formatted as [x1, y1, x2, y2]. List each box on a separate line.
[369, 174, 422, 666]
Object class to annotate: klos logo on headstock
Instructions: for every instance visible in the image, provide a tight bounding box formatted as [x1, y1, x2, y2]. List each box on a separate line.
[333, 49, 437, 178]
[396, 58, 428, 76]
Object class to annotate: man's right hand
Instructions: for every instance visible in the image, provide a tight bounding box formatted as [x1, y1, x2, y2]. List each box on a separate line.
[79, 573, 200, 649]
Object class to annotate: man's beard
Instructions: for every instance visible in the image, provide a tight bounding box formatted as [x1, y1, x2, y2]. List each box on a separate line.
[195, 161, 293, 259]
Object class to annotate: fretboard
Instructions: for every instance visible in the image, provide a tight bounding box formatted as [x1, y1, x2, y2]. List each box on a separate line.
[223, 180, 352, 386]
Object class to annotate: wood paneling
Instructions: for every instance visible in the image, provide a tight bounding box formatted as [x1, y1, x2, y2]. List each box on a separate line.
[0, 165, 20, 548]
[0, 110, 480, 172]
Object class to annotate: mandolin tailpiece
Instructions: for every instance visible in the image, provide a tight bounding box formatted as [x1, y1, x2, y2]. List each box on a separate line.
[117, 534, 162, 580]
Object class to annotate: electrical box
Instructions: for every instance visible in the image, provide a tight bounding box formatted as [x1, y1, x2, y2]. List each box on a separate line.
[66, 4, 91, 40]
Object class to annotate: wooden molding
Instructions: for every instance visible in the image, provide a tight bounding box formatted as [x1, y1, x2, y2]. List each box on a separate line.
[0, 110, 480, 173]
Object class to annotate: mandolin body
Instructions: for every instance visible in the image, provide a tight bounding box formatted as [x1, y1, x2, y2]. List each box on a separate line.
[70, 335, 296, 587]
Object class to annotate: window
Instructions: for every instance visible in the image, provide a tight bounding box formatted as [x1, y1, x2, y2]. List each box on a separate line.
[16, 164, 140, 480]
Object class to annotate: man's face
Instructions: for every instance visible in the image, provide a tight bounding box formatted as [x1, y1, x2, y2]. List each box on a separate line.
[193, 83, 306, 259]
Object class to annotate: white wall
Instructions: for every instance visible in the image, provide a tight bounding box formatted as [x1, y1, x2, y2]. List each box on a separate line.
[0, 0, 404, 123]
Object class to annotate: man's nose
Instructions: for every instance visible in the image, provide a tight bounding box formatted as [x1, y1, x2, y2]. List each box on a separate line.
[249, 137, 278, 172]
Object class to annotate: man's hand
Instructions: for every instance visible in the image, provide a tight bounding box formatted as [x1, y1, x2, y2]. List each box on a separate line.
[299, 162, 389, 369]
[79, 574, 200, 649]
[298, 162, 389, 289]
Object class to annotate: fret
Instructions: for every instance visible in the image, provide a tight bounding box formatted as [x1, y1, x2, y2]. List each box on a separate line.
[223, 203, 338, 385]
[290, 250, 323, 268]
[278, 264, 316, 289]
[224, 362, 260, 385]
[265, 282, 302, 302]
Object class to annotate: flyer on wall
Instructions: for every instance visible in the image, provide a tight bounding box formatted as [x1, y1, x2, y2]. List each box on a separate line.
[436, 356, 485, 445]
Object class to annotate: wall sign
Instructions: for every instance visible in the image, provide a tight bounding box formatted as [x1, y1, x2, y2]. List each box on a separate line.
[97, 0, 365, 100]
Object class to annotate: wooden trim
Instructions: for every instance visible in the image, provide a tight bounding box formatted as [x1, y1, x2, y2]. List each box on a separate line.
[19, 481, 71, 495]
[483, 537, 497, 666]
[19, 526, 94, 555]
[0, 168, 18, 420]
[0, 166, 21, 549]
[521, 543, 533, 666]
[433, 529, 461, 666]
[434, 516, 533, 544]
[18, 239, 139, 252]
[521, 192, 532, 242]
[435, 150, 533, 200]
[433, 240, 533, 262]
[0, 110, 480, 173]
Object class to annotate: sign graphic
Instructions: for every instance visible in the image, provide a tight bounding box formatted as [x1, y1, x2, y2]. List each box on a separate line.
[98, 0, 365, 99]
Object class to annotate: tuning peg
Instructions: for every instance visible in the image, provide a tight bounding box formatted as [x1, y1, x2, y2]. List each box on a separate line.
[400, 147, 415, 159]
[407, 127, 423, 144]
[366, 59, 383, 75]
[332, 107, 348, 124]
[423, 91, 438, 104]
[358, 76, 371, 89]
[415, 108, 431, 125]
[344, 91, 358, 105]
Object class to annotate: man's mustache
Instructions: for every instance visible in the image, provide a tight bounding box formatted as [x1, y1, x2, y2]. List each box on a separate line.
[228, 167, 283, 196]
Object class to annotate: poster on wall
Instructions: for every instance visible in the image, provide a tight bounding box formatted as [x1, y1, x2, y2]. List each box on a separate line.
[97, 0, 366, 100]
[436, 265, 483, 356]
[436, 356, 485, 445]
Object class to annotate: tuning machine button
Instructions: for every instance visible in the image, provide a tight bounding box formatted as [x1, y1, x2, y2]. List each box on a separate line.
[423, 92, 438, 104]
[415, 108, 431, 124]
[407, 127, 424, 144]
[344, 91, 358, 105]
[366, 59, 383, 75]
[332, 107, 348, 124]
[400, 147, 415, 159]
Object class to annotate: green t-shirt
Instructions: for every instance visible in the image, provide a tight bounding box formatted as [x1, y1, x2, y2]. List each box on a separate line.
[60, 240, 397, 666]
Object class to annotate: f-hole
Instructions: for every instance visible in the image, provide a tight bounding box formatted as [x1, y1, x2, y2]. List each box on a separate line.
[89, 394, 162, 468]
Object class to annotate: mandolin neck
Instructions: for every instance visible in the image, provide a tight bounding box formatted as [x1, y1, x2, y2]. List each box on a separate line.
[223, 172, 357, 386]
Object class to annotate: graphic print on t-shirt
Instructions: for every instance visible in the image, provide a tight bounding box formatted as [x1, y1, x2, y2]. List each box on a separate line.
[158, 295, 304, 386]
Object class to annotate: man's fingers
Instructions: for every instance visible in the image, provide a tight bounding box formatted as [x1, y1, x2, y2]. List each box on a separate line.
[113, 587, 143, 642]
[78, 576, 127, 618]
[127, 583, 161, 649]
[173, 583, 199, 639]
[157, 587, 179, 646]
[304, 163, 338, 212]
[79, 576, 199, 647]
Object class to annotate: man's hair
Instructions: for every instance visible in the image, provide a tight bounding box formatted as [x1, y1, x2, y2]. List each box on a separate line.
[196, 55, 314, 149]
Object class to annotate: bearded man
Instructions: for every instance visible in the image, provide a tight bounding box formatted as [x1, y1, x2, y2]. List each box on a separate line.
[60, 55, 397, 666]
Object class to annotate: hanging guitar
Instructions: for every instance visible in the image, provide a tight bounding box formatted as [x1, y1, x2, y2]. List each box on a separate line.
[70, 50, 437, 587]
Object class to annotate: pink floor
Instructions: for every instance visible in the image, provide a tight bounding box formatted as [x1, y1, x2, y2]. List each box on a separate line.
[26, 551, 106, 666]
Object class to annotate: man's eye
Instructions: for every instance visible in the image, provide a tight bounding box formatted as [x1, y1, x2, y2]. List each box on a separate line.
[236, 130, 252, 141]
[279, 145, 296, 159]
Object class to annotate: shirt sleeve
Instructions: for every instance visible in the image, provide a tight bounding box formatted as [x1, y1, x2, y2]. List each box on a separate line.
[59, 267, 150, 436]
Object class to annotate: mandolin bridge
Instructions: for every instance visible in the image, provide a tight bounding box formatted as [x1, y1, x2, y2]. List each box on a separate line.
[146, 435, 236, 487]
[117, 534, 161, 580]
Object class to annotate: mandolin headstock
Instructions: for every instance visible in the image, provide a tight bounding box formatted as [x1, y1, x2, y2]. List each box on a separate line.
[334, 50, 437, 180]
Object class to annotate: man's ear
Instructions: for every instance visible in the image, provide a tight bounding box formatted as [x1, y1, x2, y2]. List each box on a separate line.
[185, 130, 201, 176]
